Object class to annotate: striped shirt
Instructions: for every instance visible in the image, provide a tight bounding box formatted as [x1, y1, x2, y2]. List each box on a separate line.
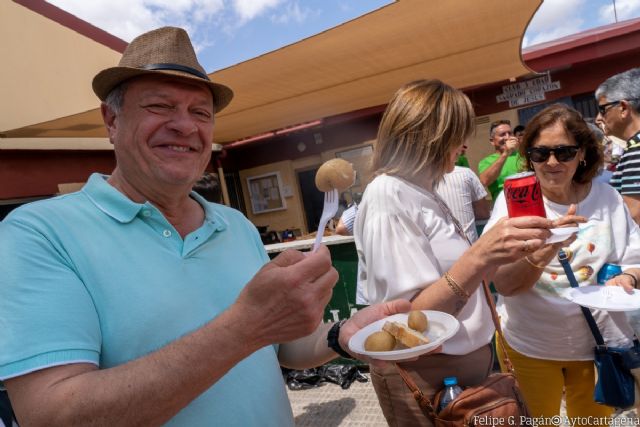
[610, 132, 640, 195]
[339, 204, 358, 235]
[435, 166, 488, 242]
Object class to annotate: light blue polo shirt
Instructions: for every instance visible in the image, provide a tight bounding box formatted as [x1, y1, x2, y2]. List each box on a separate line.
[0, 173, 294, 426]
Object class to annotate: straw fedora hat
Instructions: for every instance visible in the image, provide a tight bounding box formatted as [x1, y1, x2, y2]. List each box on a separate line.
[92, 27, 233, 112]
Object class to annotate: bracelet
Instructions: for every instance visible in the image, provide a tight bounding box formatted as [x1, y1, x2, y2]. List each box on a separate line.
[444, 272, 470, 300]
[523, 256, 546, 269]
[327, 320, 354, 359]
[619, 272, 639, 289]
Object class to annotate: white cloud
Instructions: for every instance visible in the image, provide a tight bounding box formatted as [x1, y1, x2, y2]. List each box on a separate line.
[523, 0, 586, 47]
[48, 0, 224, 41]
[231, 0, 283, 22]
[599, 0, 640, 23]
[271, 2, 310, 24]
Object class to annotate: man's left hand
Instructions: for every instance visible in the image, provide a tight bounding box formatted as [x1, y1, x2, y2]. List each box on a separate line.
[338, 299, 441, 366]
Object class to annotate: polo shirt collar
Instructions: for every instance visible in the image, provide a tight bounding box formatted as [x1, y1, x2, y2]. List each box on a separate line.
[81, 173, 227, 232]
[82, 173, 144, 223]
[189, 191, 228, 232]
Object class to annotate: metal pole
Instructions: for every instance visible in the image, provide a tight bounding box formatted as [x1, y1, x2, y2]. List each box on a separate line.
[217, 166, 231, 206]
[613, 0, 618, 23]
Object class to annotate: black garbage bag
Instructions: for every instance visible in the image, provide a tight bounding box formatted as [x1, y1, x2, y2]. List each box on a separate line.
[283, 365, 368, 391]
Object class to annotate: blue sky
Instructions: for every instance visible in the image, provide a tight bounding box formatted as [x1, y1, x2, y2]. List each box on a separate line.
[48, 0, 640, 72]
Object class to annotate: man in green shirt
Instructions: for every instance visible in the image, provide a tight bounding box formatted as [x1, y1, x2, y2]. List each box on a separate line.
[478, 119, 523, 201]
[455, 144, 470, 167]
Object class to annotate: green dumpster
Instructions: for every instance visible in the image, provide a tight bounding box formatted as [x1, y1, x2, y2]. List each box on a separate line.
[266, 235, 366, 323]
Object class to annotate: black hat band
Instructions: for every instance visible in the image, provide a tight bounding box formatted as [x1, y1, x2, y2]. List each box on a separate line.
[139, 63, 210, 81]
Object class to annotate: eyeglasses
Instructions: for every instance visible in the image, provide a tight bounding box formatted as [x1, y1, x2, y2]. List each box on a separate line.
[597, 98, 640, 116]
[527, 146, 580, 163]
[597, 100, 622, 116]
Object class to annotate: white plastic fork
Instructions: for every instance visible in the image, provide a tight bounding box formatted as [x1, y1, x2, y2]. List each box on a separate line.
[312, 188, 339, 253]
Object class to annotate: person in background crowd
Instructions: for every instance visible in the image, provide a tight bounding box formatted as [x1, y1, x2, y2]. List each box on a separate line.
[354, 79, 557, 426]
[455, 143, 470, 167]
[192, 172, 222, 204]
[588, 123, 614, 185]
[436, 165, 490, 242]
[485, 104, 640, 420]
[595, 67, 640, 224]
[335, 192, 362, 236]
[0, 26, 414, 426]
[514, 124, 525, 145]
[478, 119, 523, 202]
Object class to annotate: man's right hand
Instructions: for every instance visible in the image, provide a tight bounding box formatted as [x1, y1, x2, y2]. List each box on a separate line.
[503, 136, 518, 154]
[233, 246, 338, 347]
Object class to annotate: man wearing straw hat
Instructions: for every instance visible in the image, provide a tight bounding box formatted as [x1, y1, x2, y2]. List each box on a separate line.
[0, 27, 411, 425]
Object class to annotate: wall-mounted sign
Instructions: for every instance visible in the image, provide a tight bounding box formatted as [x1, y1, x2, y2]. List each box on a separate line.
[247, 172, 287, 214]
[496, 75, 561, 108]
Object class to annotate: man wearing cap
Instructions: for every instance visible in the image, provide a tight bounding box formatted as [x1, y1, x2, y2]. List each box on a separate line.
[478, 119, 522, 202]
[595, 68, 640, 224]
[0, 27, 411, 426]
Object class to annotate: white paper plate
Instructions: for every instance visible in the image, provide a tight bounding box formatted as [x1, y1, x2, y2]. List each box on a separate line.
[347, 310, 459, 361]
[546, 227, 579, 244]
[562, 285, 640, 312]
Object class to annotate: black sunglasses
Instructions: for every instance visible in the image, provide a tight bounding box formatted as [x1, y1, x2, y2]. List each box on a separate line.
[597, 100, 622, 116]
[597, 98, 640, 116]
[527, 146, 580, 163]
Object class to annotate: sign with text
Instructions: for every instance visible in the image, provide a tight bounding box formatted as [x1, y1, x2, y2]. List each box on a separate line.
[496, 75, 561, 108]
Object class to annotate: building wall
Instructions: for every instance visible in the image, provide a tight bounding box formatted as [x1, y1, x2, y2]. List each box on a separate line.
[234, 119, 377, 234]
[0, 150, 115, 199]
[1, 1, 122, 131]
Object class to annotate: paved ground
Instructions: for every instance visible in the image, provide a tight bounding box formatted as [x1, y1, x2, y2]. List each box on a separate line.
[287, 370, 639, 426]
[287, 310, 640, 425]
[287, 376, 386, 427]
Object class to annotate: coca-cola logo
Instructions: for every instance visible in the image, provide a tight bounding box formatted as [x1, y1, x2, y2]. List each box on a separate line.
[505, 183, 542, 204]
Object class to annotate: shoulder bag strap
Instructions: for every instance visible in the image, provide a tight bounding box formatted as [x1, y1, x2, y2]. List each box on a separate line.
[433, 192, 516, 372]
[396, 193, 516, 414]
[395, 364, 437, 418]
[557, 249, 605, 346]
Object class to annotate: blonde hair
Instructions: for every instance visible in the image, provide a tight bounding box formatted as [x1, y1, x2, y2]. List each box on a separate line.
[372, 79, 475, 185]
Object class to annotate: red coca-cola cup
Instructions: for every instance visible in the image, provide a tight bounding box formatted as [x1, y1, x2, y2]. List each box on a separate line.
[504, 171, 546, 217]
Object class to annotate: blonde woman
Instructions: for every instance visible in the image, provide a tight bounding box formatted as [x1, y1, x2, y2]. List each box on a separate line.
[353, 80, 572, 426]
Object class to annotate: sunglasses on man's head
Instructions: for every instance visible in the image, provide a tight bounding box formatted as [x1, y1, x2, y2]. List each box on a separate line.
[527, 146, 580, 163]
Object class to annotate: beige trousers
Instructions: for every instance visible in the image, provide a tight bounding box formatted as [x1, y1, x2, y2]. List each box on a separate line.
[370, 344, 493, 427]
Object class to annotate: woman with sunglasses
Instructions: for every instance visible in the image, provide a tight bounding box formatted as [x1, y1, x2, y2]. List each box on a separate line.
[484, 104, 640, 419]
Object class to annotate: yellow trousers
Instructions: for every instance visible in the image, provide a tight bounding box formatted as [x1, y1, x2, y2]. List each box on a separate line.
[496, 333, 612, 424]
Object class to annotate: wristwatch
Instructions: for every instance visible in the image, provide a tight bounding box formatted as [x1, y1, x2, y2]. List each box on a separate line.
[327, 320, 354, 359]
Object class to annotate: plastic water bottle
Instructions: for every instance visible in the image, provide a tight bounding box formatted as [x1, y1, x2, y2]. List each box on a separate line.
[437, 376, 463, 413]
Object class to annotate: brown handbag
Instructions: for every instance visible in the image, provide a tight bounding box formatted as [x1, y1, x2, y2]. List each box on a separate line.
[396, 193, 530, 425]
[396, 280, 530, 426]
